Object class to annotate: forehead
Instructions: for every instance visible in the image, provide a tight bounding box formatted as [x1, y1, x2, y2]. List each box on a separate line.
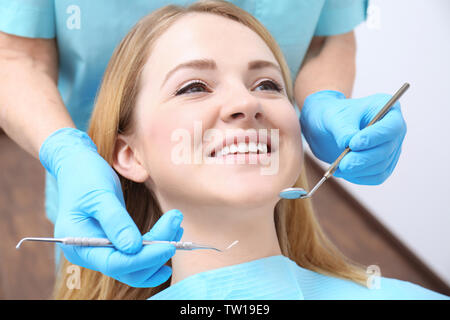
[143, 12, 277, 76]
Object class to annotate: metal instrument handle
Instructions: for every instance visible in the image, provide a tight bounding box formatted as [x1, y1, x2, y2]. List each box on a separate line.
[63, 237, 114, 246]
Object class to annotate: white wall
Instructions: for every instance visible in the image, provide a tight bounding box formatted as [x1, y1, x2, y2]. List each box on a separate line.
[304, 0, 450, 285]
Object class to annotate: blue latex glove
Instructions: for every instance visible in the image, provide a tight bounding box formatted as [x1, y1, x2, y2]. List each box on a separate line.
[39, 128, 184, 287]
[300, 90, 407, 185]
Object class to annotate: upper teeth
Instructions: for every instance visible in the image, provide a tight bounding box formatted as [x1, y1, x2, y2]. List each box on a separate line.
[213, 142, 268, 157]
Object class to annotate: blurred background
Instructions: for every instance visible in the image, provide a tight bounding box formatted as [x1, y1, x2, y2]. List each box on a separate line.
[1, 0, 449, 298]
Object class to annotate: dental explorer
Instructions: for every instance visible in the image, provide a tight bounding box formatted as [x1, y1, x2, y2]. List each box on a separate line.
[16, 237, 239, 252]
[279, 82, 410, 200]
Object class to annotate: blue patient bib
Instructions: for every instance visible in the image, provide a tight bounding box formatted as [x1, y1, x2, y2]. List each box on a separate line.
[149, 255, 450, 300]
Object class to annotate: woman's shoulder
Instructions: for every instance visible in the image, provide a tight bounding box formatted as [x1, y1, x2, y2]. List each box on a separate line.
[286, 259, 449, 300]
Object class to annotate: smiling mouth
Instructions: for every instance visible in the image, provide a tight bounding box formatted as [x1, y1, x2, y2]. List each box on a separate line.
[209, 141, 271, 157]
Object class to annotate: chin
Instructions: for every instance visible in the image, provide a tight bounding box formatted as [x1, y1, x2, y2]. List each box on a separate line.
[216, 183, 281, 208]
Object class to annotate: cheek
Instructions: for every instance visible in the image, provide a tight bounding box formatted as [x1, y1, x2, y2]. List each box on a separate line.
[144, 118, 185, 160]
[139, 111, 197, 181]
[285, 109, 302, 144]
[271, 104, 302, 151]
[275, 105, 303, 177]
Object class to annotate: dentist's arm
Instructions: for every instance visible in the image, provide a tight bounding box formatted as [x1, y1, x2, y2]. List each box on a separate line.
[295, 31, 407, 185]
[0, 32, 182, 287]
[0, 31, 74, 158]
[294, 31, 356, 107]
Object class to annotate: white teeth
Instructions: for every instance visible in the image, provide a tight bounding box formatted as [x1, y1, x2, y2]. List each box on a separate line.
[212, 142, 269, 157]
[248, 142, 258, 153]
[237, 142, 248, 153]
[257, 142, 267, 153]
[222, 145, 229, 155]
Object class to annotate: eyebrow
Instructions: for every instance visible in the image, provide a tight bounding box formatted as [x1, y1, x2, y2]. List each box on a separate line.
[161, 58, 282, 89]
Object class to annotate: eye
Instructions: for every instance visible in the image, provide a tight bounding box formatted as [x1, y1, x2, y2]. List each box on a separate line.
[255, 79, 284, 92]
[174, 79, 284, 96]
[175, 80, 209, 96]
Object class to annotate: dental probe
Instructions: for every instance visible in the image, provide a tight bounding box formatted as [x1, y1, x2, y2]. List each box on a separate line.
[16, 237, 239, 252]
[279, 82, 410, 200]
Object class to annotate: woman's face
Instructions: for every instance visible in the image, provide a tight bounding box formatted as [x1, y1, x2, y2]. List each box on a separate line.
[127, 13, 303, 210]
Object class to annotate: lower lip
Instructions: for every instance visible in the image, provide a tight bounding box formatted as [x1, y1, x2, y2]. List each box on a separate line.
[207, 152, 272, 164]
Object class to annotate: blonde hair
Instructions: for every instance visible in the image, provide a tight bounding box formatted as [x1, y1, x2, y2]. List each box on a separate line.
[53, 0, 368, 300]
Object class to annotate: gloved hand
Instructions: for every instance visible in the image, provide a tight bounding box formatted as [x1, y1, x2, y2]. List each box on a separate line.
[300, 90, 407, 185]
[40, 128, 183, 287]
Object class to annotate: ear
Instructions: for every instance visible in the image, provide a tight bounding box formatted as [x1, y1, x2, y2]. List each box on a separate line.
[112, 134, 149, 183]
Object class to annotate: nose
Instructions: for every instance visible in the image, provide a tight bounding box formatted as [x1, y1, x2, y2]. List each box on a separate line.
[219, 84, 264, 125]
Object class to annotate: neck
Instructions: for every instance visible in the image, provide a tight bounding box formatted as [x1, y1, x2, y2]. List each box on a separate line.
[165, 203, 282, 285]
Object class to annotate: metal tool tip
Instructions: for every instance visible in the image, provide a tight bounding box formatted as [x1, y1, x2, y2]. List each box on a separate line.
[16, 238, 26, 249]
[225, 240, 239, 251]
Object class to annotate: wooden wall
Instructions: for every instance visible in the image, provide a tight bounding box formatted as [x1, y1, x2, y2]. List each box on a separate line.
[0, 132, 54, 299]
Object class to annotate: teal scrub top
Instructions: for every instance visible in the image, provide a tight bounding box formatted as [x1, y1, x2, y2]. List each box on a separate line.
[0, 0, 367, 226]
[149, 255, 450, 300]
